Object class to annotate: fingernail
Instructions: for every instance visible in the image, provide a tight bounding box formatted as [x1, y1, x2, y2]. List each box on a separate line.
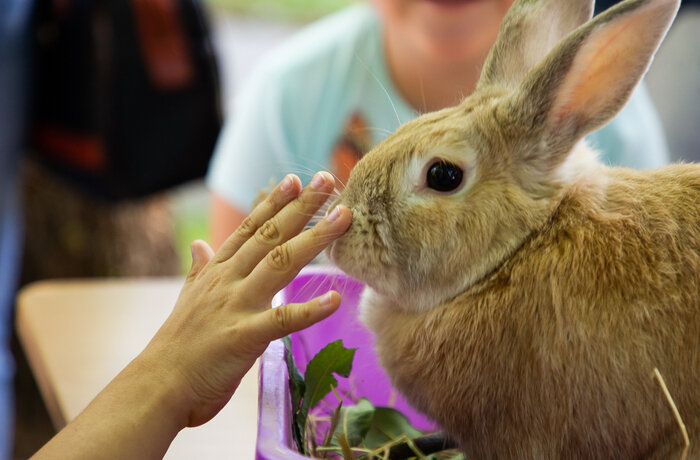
[320, 291, 335, 307]
[280, 175, 293, 193]
[310, 172, 326, 189]
[326, 206, 341, 222]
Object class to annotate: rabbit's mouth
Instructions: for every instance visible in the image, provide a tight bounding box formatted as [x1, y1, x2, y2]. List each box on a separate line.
[325, 208, 399, 294]
[326, 233, 392, 291]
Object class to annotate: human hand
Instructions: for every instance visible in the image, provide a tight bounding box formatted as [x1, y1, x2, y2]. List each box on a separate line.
[137, 172, 351, 428]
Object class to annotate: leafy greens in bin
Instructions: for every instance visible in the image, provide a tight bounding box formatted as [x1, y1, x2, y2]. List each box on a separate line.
[282, 337, 464, 459]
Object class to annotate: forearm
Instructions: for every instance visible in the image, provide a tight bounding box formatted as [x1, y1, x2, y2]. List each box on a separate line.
[32, 352, 188, 459]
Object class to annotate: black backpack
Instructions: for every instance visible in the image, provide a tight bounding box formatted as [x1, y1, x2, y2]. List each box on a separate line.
[30, 0, 222, 201]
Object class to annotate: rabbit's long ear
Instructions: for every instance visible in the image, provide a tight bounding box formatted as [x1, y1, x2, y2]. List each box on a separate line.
[478, 0, 594, 90]
[509, 0, 679, 168]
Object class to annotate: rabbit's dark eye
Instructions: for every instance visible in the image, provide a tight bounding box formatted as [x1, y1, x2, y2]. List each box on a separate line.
[426, 161, 463, 192]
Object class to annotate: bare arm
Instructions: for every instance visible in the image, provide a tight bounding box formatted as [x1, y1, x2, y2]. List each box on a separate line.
[32, 172, 351, 459]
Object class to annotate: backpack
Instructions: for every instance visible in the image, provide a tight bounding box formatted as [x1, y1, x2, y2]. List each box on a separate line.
[30, 0, 222, 201]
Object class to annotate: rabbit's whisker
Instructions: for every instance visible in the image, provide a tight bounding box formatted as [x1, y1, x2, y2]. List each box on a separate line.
[354, 52, 402, 128]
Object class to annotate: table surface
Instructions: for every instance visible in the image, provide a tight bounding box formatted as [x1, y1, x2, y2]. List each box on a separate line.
[16, 277, 259, 459]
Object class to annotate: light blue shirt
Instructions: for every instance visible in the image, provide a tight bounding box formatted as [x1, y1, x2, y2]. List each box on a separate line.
[208, 4, 669, 211]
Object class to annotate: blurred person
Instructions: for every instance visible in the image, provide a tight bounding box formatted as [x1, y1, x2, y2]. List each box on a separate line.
[0, 0, 34, 457]
[207, 0, 670, 248]
[31, 173, 352, 459]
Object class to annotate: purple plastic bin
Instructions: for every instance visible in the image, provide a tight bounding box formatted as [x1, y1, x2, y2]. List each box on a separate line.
[256, 266, 435, 459]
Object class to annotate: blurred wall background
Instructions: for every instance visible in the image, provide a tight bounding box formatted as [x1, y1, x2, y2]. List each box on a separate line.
[645, 7, 700, 164]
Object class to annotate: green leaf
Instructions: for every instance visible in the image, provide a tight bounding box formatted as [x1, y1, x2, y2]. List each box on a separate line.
[282, 336, 305, 411]
[363, 406, 424, 450]
[300, 340, 356, 423]
[282, 336, 307, 454]
[321, 398, 344, 456]
[331, 398, 375, 447]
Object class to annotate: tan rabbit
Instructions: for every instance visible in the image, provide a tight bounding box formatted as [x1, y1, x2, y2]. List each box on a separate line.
[327, 0, 700, 458]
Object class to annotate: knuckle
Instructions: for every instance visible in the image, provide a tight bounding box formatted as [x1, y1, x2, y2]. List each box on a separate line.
[256, 220, 281, 245]
[266, 244, 292, 271]
[272, 306, 290, 331]
[271, 305, 311, 334]
[237, 216, 257, 239]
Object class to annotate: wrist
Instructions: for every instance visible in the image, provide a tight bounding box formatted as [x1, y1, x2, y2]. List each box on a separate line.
[120, 349, 192, 434]
[131, 349, 194, 427]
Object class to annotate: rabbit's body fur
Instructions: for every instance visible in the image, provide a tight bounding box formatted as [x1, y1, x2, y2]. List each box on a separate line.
[328, 0, 698, 457]
[362, 161, 700, 459]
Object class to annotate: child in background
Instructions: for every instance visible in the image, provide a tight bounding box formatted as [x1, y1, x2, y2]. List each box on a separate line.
[207, 0, 669, 248]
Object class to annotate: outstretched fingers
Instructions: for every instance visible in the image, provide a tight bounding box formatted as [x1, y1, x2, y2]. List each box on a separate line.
[226, 171, 338, 277]
[212, 174, 303, 264]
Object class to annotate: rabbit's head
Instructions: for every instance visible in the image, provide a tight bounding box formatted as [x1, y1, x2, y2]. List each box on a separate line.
[327, 0, 679, 312]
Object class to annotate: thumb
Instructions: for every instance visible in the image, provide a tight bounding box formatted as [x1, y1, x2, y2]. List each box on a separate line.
[189, 239, 215, 276]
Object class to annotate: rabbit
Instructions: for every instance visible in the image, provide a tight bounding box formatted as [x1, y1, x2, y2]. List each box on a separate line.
[325, 0, 700, 458]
